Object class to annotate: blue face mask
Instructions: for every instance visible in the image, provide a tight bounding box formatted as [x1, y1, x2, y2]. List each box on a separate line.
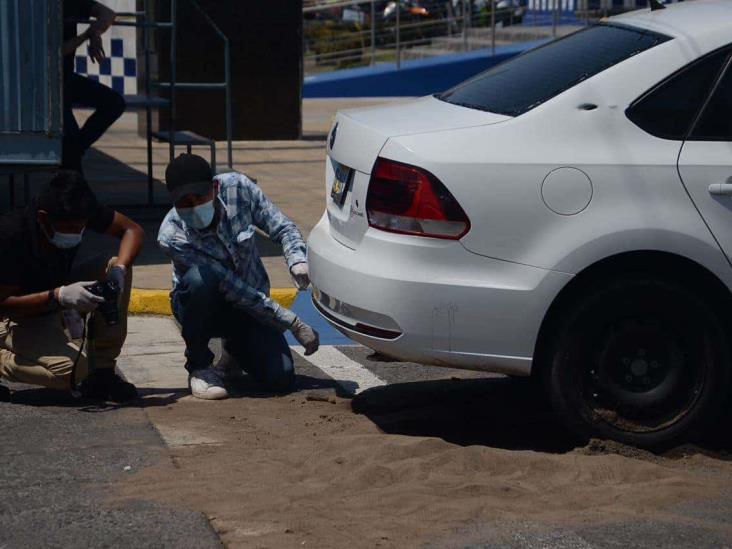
[42, 224, 85, 249]
[177, 200, 215, 230]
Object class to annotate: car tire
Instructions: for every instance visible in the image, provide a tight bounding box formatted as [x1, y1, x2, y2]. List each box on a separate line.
[546, 276, 730, 450]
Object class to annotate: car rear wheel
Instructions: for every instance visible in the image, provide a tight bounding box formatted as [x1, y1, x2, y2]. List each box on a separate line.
[547, 277, 730, 450]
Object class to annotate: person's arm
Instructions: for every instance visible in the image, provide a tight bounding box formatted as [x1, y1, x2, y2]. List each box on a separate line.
[63, 2, 116, 61]
[243, 176, 308, 269]
[104, 211, 144, 269]
[85, 2, 116, 63]
[89, 1, 116, 35]
[0, 248, 55, 316]
[0, 283, 104, 317]
[0, 285, 58, 317]
[62, 30, 92, 56]
[158, 227, 297, 331]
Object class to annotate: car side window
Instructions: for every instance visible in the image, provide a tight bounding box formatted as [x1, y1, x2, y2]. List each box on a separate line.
[626, 48, 731, 141]
[690, 57, 732, 141]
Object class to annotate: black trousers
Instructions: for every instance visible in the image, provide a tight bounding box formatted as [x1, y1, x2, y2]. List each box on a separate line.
[62, 71, 126, 173]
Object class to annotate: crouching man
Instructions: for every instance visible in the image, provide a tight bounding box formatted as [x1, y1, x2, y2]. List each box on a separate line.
[158, 154, 319, 400]
[0, 171, 144, 401]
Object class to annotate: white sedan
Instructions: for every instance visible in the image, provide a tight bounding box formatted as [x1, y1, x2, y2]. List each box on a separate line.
[308, 0, 732, 449]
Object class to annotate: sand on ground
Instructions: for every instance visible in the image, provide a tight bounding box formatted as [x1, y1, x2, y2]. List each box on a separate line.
[117, 379, 732, 548]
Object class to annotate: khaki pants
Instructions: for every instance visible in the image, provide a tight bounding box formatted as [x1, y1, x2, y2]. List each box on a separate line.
[0, 255, 132, 390]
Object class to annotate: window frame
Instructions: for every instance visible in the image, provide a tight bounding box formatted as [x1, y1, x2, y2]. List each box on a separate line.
[625, 44, 732, 141]
[687, 51, 732, 142]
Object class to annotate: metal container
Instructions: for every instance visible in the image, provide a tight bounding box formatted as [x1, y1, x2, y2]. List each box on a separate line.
[0, 0, 62, 168]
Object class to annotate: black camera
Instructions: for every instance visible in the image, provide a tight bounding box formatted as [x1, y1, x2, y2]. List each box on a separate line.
[87, 280, 120, 326]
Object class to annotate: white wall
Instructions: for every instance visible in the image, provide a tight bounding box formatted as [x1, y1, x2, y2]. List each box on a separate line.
[75, 0, 137, 95]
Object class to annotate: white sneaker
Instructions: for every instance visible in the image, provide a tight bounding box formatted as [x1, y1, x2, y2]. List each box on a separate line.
[188, 368, 229, 400]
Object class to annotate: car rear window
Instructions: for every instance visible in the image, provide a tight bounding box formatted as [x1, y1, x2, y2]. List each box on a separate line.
[437, 24, 671, 117]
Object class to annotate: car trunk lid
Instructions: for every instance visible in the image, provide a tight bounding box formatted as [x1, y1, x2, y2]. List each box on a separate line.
[326, 96, 509, 249]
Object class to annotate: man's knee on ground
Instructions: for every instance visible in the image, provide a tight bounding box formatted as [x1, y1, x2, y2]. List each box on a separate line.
[46, 353, 86, 390]
[0, 352, 80, 391]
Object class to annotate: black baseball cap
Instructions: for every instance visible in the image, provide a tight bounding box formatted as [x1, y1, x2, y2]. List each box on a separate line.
[165, 154, 213, 202]
[37, 170, 99, 219]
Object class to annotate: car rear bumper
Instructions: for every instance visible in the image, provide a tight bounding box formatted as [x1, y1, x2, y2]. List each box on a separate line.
[307, 214, 573, 376]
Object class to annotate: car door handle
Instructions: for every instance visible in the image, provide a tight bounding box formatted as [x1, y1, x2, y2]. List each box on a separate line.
[708, 183, 732, 196]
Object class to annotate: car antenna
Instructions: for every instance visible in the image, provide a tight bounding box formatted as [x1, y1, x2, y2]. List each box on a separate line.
[649, 0, 666, 11]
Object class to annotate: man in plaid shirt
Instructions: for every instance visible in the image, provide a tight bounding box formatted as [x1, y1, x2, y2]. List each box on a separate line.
[158, 154, 319, 400]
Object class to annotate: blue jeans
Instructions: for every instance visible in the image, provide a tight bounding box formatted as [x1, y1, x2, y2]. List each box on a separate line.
[172, 265, 295, 393]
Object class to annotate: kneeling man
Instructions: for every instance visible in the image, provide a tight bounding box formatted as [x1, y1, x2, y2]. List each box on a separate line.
[0, 171, 143, 401]
[158, 154, 319, 400]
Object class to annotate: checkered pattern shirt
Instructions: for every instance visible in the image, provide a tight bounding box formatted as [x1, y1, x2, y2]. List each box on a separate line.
[158, 172, 307, 331]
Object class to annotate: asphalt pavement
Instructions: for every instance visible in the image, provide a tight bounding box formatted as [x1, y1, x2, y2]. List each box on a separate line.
[0, 388, 220, 548]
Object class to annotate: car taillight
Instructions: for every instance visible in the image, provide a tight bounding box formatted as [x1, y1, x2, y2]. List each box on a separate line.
[366, 157, 470, 240]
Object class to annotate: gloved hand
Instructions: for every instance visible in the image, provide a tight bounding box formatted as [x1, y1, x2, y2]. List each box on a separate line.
[58, 281, 105, 313]
[290, 317, 320, 356]
[290, 262, 310, 291]
[108, 264, 127, 291]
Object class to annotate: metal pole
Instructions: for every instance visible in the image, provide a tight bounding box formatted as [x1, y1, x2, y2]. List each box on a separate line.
[395, 1, 400, 69]
[370, 0, 376, 66]
[144, 0, 154, 205]
[491, 0, 496, 56]
[462, 0, 468, 51]
[552, 0, 558, 38]
[224, 38, 232, 170]
[169, 0, 177, 162]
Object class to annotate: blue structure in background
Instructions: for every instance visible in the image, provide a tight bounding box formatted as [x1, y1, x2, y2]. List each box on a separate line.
[304, 0, 686, 99]
[303, 40, 546, 98]
[525, 0, 683, 22]
[0, 0, 63, 167]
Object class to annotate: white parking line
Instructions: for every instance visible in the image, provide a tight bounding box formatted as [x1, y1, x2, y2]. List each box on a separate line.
[292, 345, 386, 395]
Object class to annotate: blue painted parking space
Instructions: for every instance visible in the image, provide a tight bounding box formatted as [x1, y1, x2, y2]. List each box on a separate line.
[285, 289, 355, 346]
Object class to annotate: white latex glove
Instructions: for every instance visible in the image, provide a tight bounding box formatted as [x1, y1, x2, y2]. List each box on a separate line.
[290, 262, 310, 291]
[108, 265, 126, 290]
[58, 281, 105, 313]
[290, 317, 320, 356]
[62, 309, 85, 340]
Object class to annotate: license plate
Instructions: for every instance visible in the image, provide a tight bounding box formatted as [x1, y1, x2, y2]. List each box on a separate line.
[330, 162, 353, 207]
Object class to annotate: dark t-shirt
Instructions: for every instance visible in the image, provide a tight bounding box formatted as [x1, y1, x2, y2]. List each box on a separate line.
[63, 0, 96, 74]
[0, 203, 115, 294]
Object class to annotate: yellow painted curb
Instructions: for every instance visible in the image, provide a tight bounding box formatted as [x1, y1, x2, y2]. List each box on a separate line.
[129, 289, 172, 315]
[129, 288, 298, 316]
[271, 288, 299, 309]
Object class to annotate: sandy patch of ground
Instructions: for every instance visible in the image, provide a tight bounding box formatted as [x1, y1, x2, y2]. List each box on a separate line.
[117, 383, 732, 548]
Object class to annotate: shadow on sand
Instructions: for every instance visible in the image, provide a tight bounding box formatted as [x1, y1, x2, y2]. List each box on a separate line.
[351, 376, 732, 457]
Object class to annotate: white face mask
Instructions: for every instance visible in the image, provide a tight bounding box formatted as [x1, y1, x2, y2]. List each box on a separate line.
[176, 200, 215, 230]
[51, 230, 84, 249]
[42, 224, 85, 249]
